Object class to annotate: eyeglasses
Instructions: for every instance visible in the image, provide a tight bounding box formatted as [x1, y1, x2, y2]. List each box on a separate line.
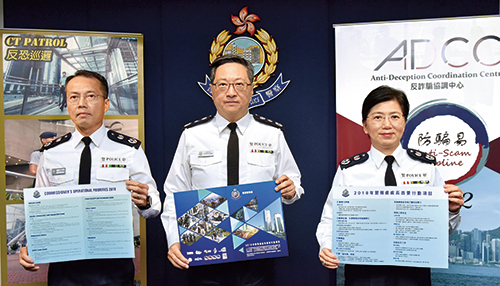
[367, 113, 404, 124]
[212, 82, 252, 92]
[67, 93, 102, 104]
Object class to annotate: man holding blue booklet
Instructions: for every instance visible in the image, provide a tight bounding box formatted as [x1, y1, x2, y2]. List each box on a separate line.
[161, 55, 304, 285]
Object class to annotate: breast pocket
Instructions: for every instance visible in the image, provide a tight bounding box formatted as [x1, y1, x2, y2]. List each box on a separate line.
[189, 151, 222, 182]
[247, 152, 276, 178]
[96, 168, 130, 182]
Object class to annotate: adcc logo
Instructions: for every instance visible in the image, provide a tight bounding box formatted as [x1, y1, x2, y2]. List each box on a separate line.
[375, 36, 500, 71]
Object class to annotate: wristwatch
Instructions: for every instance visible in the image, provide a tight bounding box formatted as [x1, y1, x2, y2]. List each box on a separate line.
[138, 195, 151, 210]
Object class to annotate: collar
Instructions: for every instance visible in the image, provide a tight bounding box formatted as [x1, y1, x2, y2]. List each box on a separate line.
[72, 124, 106, 148]
[370, 144, 403, 169]
[215, 112, 251, 135]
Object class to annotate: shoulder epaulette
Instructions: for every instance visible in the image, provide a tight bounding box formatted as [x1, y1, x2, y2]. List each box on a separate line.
[41, 133, 72, 151]
[252, 114, 284, 131]
[407, 149, 436, 165]
[183, 115, 214, 130]
[108, 130, 141, 149]
[339, 152, 369, 170]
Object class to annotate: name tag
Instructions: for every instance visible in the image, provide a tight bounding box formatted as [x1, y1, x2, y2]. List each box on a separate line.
[51, 168, 66, 176]
[198, 150, 214, 157]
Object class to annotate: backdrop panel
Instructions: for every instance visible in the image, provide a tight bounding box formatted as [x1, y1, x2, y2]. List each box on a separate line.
[1, 29, 148, 286]
[335, 16, 500, 285]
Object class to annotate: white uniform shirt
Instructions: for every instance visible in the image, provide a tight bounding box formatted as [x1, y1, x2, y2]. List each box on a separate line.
[316, 144, 461, 251]
[30, 150, 42, 165]
[36, 124, 160, 218]
[162, 112, 304, 247]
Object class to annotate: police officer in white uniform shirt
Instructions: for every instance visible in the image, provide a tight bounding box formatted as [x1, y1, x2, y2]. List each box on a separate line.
[162, 55, 304, 285]
[29, 131, 57, 176]
[19, 70, 160, 285]
[316, 86, 464, 286]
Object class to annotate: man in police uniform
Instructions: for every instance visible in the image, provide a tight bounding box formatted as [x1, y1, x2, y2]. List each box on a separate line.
[19, 70, 160, 285]
[29, 131, 57, 176]
[316, 85, 464, 286]
[162, 55, 304, 285]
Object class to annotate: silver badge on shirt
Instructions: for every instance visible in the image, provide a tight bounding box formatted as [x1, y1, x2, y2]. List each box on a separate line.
[51, 168, 66, 176]
[198, 150, 214, 157]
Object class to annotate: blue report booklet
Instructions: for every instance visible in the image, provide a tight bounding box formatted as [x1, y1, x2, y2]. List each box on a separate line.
[174, 181, 288, 266]
[23, 182, 134, 264]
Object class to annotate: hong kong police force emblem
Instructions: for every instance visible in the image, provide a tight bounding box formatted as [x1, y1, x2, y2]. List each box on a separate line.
[198, 6, 290, 109]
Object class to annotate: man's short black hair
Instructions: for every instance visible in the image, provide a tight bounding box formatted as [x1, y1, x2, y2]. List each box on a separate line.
[65, 70, 109, 99]
[362, 85, 410, 122]
[209, 55, 254, 84]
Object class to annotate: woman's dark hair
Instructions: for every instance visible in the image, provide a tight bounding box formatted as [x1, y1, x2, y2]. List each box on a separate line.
[361, 85, 409, 122]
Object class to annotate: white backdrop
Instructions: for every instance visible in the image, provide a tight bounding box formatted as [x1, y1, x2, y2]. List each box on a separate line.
[335, 16, 500, 283]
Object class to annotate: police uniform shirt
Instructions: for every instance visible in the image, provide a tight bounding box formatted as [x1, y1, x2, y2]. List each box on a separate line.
[162, 112, 304, 248]
[36, 124, 161, 218]
[316, 144, 461, 251]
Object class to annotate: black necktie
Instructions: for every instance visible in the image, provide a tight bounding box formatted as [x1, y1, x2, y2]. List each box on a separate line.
[79, 137, 92, 184]
[384, 155, 397, 186]
[227, 123, 239, 186]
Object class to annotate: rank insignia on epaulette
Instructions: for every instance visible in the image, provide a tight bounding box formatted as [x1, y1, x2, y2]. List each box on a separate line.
[108, 131, 141, 149]
[252, 114, 284, 130]
[340, 152, 369, 170]
[42, 133, 72, 151]
[184, 115, 214, 130]
[407, 148, 436, 165]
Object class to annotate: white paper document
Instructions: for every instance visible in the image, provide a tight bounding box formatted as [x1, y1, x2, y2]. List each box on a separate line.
[332, 186, 448, 268]
[23, 182, 134, 264]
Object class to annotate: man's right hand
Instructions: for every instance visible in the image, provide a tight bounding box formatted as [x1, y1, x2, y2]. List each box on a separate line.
[168, 242, 190, 269]
[19, 246, 39, 271]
